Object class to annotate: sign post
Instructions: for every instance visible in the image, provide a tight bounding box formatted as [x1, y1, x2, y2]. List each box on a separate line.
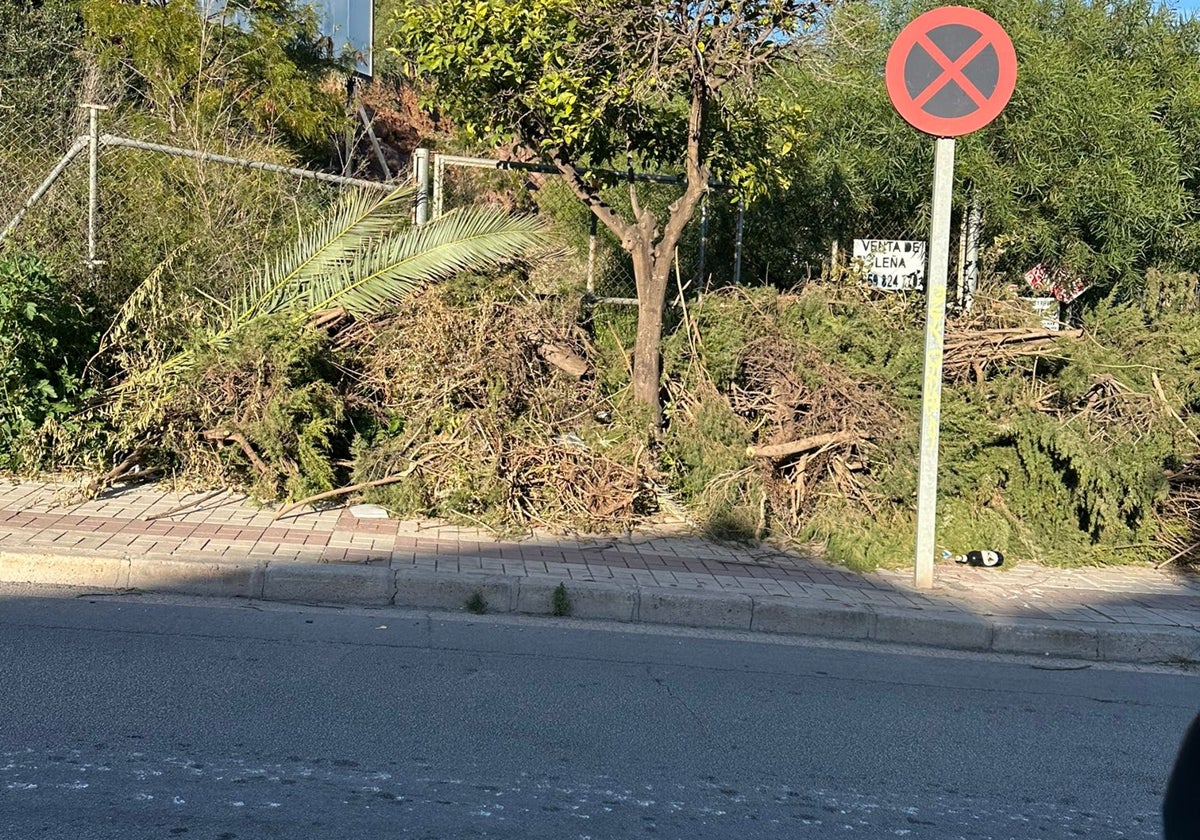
[884, 6, 1016, 589]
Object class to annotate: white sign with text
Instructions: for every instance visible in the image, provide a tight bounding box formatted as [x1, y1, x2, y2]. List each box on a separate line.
[852, 239, 927, 291]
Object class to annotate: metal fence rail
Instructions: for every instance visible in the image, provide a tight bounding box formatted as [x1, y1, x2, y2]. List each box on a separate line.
[424, 152, 746, 304]
[1, 108, 981, 311]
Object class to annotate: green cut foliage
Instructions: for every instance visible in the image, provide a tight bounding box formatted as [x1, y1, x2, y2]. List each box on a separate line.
[110, 186, 549, 416]
[93, 186, 550, 494]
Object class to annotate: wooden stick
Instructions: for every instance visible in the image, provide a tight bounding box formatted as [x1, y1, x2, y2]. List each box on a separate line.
[1155, 541, 1200, 570]
[308, 307, 348, 331]
[146, 488, 229, 521]
[746, 430, 857, 460]
[944, 328, 1082, 351]
[272, 465, 420, 521]
[85, 446, 148, 496]
[201, 428, 270, 476]
[537, 342, 588, 378]
[1152, 371, 1200, 446]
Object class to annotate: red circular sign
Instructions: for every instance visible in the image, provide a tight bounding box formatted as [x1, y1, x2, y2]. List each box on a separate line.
[886, 6, 1017, 137]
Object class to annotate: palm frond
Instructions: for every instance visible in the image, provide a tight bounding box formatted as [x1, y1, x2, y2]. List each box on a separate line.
[95, 240, 192, 362]
[309, 206, 552, 317]
[105, 189, 550, 421]
[235, 185, 415, 322]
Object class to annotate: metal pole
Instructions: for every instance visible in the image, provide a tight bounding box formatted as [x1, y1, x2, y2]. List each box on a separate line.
[696, 193, 708, 284]
[98, 135, 392, 192]
[84, 103, 108, 271]
[432, 154, 445, 219]
[964, 194, 982, 313]
[0, 136, 88, 245]
[586, 213, 598, 294]
[733, 203, 744, 285]
[414, 148, 430, 226]
[956, 201, 968, 308]
[914, 136, 956, 589]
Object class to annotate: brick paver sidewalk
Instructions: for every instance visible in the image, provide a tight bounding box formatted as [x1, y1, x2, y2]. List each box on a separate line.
[1, 478, 1198, 636]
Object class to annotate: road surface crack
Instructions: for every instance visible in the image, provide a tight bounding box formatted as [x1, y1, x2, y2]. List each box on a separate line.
[647, 665, 710, 737]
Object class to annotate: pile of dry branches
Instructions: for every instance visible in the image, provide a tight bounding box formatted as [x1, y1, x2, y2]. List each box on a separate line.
[736, 336, 899, 524]
[666, 291, 905, 536]
[1163, 461, 1200, 568]
[944, 326, 1083, 383]
[343, 284, 651, 532]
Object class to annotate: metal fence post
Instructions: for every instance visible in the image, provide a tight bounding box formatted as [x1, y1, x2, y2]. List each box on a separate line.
[414, 148, 430, 226]
[733, 202, 744, 285]
[432, 154, 445, 219]
[83, 103, 109, 273]
[586, 213, 598, 294]
[963, 194, 982, 312]
[1, 136, 89, 246]
[696, 192, 708, 285]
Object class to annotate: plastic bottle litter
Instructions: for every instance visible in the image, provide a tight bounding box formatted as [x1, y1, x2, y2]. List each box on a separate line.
[953, 549, 1004, 567]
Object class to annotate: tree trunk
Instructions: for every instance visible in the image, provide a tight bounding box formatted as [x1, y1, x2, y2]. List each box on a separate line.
[630, 238, 669, 427]
[545, 81, 708, 430]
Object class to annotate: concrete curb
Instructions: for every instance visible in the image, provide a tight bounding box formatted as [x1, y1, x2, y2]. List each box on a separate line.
[2, 553, 1197, 666]
[264, 563, 395, 606]
[0, 551, 131, 590]
[395, 568, 516, 613]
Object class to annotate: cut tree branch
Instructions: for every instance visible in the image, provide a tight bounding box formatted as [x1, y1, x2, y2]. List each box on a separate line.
[201, 428, 270, 477]
[746, 430, 859, 460]
[273, 463, 425, 521]
[538, 342, 589, 378]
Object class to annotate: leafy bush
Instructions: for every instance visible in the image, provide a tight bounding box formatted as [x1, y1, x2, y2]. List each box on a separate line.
[0, 254, 99, 469]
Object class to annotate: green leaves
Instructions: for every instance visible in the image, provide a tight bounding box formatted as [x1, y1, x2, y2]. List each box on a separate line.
[109, 186, 550, 415]
[774, 0, 1200, 293]
[231, 186, 550, 322]
[0, 255, 99, 468]
[83, 0, 347, 151]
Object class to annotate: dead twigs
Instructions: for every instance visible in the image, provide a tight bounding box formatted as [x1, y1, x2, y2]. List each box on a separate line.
[273, 464, 424, 520]
[944, 326, 1083, 383]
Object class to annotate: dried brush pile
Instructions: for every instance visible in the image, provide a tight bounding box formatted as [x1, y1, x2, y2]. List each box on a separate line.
[660, 287, 907, 541]
[343, 277, 654, 533]
[51, 245, 1198, 569]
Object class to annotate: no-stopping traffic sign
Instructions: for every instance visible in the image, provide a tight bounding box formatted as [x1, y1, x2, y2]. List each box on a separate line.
[886, 7, 1018, 588]
[886, 6, 1017, 137]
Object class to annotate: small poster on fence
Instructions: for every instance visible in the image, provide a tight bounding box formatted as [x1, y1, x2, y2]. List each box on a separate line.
[852, 239, 927, 291]
[1023, 262, 1091, 303]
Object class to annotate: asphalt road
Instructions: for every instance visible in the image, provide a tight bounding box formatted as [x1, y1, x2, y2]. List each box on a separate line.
[0, 587, 1195, 839]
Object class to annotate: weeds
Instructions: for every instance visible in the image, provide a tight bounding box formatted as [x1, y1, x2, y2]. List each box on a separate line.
[551, 582, 571, 617]
[465, 591, 489, 614]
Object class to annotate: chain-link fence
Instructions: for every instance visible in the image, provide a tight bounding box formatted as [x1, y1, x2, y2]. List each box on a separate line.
[1, 100, 410, 309]
[733, 189, 984, 311]
[428, 153, 747, 303]
[2, 30, 980, 318]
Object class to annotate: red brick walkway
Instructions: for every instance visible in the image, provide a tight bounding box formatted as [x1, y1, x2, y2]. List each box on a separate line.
[2, 478, 1198, 631]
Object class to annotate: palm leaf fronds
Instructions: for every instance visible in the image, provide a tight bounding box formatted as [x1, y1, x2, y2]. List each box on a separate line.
[310, 206, 552, 317]
[234, 185, 415, 323]
[107, 188, 552, 402]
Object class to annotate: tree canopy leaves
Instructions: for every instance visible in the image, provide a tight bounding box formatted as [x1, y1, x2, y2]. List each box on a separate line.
[770, 0, 1200, 293]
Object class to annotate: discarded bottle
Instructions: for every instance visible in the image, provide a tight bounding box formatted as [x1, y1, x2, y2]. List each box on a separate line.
[954, 549, 1004, 568]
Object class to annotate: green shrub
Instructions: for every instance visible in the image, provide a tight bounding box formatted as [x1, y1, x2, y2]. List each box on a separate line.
[0, 254, 99, 469]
